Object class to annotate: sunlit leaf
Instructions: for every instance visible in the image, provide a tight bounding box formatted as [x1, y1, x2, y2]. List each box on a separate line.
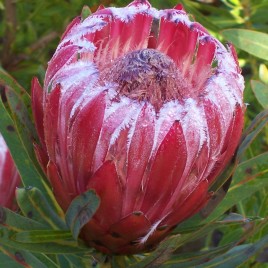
[259, 64, 268, 84]
[251, 80, 268, 109]
[221, 29, 268, 61]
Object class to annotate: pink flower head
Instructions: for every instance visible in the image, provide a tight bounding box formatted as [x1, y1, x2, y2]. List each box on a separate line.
[0, 135, 20, 210]
[32, 0, 244, 254]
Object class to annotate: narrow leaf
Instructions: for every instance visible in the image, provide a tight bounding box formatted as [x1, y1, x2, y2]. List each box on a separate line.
[0, 249, 25, 268]
[16, 187, 66, 230]
[0, 245, 58, 268]
[162, 244, 234, 268]
[205, 178, 268, 223]
[5, 87, 38, 161]
[0, 206, 46, 231]
[251, 80, 268, 109]
[129, 235, 182, 268]
[13, 230, 72, 243]
[237, 109, 268, 160]
[0, 69, 31, 115]
[81, 5, 92, 21]
[196, 235, 268, 267]
[0, 226, 88, 254]
[221, 29, 268, 60]
[65, 190, 100, 240]
[259, 64, 268, 84]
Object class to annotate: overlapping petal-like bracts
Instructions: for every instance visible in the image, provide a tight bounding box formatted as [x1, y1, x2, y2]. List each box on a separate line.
[31, 0, 244, 254]
[0, 135, 20, 210]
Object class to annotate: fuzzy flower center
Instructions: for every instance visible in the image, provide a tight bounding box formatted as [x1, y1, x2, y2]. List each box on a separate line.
[103, 49, 188, 110]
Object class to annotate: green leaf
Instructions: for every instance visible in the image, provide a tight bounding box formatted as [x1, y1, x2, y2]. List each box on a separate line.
[233, 152, 268, 184]
[0, 251, 24, 268]
[161, 244, 234, 268]
[134, 215, 257, 268]
[251, 80, 268, 109]
[174, 212, 259, 235]
[0, 245, 58, 268]
[237, 109, 268, 160]
[129, 235, 182, 268]
[205, 177, 268, 223]
[65, 190, 100, 240]
[0, 69, 32, 116]
[196, 234, 268, 267]
[180, 0, 220, 33]
[16, 187, 67, 230]
[259, 64, 268, 84]
[0, 225, 88, 254]
[81, 5, 92, 21]
[63, 254, 93, 268]
[57, 255, 72, 268]
[5, 87, 38, 162]
[12, 230, 72, 243]
[221, 29, 268, 61]
[0, 206, 46, 231]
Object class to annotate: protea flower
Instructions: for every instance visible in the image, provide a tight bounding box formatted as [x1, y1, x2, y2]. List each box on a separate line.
[0, 135, 20, 210]
[31, 0, 244, 254]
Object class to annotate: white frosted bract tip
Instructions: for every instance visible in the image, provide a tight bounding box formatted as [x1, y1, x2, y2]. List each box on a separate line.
[108, 3, 156, 22]
[160, 10, 191, 26]
[50, 61, 98, 93]
[58, 17, 107, 51]
[0, 135, 8, 164]
[109, 102, 142, 147]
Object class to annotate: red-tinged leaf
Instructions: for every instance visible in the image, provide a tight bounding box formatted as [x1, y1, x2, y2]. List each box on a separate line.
[65, 189, 100, 240]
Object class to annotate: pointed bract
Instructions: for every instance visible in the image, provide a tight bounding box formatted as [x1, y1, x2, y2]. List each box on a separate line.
[0, 135, 20, 210]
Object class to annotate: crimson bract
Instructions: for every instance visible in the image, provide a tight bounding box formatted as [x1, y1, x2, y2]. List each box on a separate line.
[0, 135, 20, 210]
[32, 0, 244, 254]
